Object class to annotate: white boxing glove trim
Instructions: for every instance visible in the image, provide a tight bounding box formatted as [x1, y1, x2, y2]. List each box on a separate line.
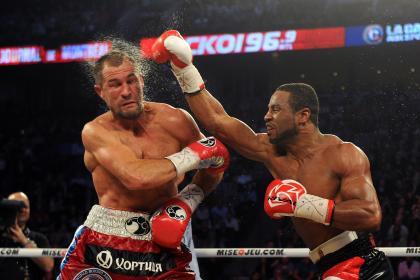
[178, 184, 205, 212]
[171, 64, 205, 94]
[295, 194, 334, 225]
[165, 147, 200, 175]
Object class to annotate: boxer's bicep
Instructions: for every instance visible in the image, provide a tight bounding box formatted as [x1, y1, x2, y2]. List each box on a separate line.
[182, 106, 267, 161]
[338, 143, 377, 202]
[331, 143, 382, 230]
[340, 175, 377, 203]
[185, 90, 268, 161]
[82, 123, 140, 175]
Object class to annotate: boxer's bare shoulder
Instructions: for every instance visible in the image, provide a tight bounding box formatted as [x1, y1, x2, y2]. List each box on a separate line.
[321, 137, 370, 176]
[144, 101, 202, 144]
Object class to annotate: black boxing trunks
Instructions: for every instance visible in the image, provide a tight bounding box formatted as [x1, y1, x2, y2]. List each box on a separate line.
[309, 231, 394, 280]
[57, 205, 194, 280]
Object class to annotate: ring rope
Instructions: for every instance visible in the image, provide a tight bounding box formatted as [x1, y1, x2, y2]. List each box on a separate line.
[0, 247, 419, 258]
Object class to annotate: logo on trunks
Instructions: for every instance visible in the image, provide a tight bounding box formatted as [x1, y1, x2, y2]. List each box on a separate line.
[198, 137, 216, 147]
[165, 205, 187, 220]
[125, 216, 151, 236]
[85, 245, 176, 276]
[96, 249, 162, 272]
[96, 250, 113, 269]
[73, 268, 112, 280]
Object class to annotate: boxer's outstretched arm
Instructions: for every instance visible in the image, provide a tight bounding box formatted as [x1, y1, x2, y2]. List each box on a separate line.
[151, 30, 269, 162]
[82, 122, 177, 190]
[186, 89, 270, 162]
[331, 143, 382, 231]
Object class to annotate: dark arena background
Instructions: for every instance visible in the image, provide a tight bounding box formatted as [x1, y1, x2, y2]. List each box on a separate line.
[0, 0, 419, 279]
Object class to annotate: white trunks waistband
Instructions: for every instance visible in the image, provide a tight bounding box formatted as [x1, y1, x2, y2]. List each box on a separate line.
[83, 204, 152, 241]
[309, 231, 358, 263]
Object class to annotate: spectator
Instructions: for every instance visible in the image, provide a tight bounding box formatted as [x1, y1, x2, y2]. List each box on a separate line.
[387, 215, 409, 247]
[0, 192, 54, 280]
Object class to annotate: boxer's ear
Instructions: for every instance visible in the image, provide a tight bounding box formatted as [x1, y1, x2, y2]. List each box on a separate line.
[138, 75, 145, 87]
[296, 107, 311, 126]
[94, 84, 104, 99]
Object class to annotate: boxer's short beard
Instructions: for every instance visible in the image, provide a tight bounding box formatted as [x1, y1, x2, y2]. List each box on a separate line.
[270, 124, 298, 146]
[114, 101, 144, 120]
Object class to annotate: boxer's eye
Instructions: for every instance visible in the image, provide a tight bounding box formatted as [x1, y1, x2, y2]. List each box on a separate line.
[108, 80, 121, 87]
[127, 78, 137, 85]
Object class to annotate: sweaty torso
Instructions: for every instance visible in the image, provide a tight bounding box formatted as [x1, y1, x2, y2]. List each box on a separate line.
[264, 134, 345, 249]
[84, 102, 196, 212]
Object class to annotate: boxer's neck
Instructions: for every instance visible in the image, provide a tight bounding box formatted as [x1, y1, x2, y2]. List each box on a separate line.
[112, 108, 150, 132]
[285, 128, 322, 161]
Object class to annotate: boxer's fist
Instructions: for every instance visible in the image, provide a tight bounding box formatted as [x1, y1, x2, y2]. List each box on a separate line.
[166, 137, 230, 176]
[151, 184, 205, 249]
[151, 198, 192, 249]
[264, 179, 307, 217]
[151, 30, 205, 94]
[188, 137, 230, 174]
[264, 179, 335, 225]
[152, 30, 191, 68]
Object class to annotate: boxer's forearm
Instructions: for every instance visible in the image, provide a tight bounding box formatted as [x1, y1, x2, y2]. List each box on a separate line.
[121, 159, 178, 190]
[186, 89, 266, 162]
[331, 199, 381, 231]
[192, 169, 223, 195]
[185, 89, 230, 135]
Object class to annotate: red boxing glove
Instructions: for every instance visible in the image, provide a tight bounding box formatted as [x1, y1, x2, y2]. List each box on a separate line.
[166, 136, 230, 175]
[151, 30, 205, 94]
[151, 198, 191, 249]
[151, 184, 204, 249]
[264, 179, 306, 217]
[152, 30, 189, 68]
[264, 179, 335, 226]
